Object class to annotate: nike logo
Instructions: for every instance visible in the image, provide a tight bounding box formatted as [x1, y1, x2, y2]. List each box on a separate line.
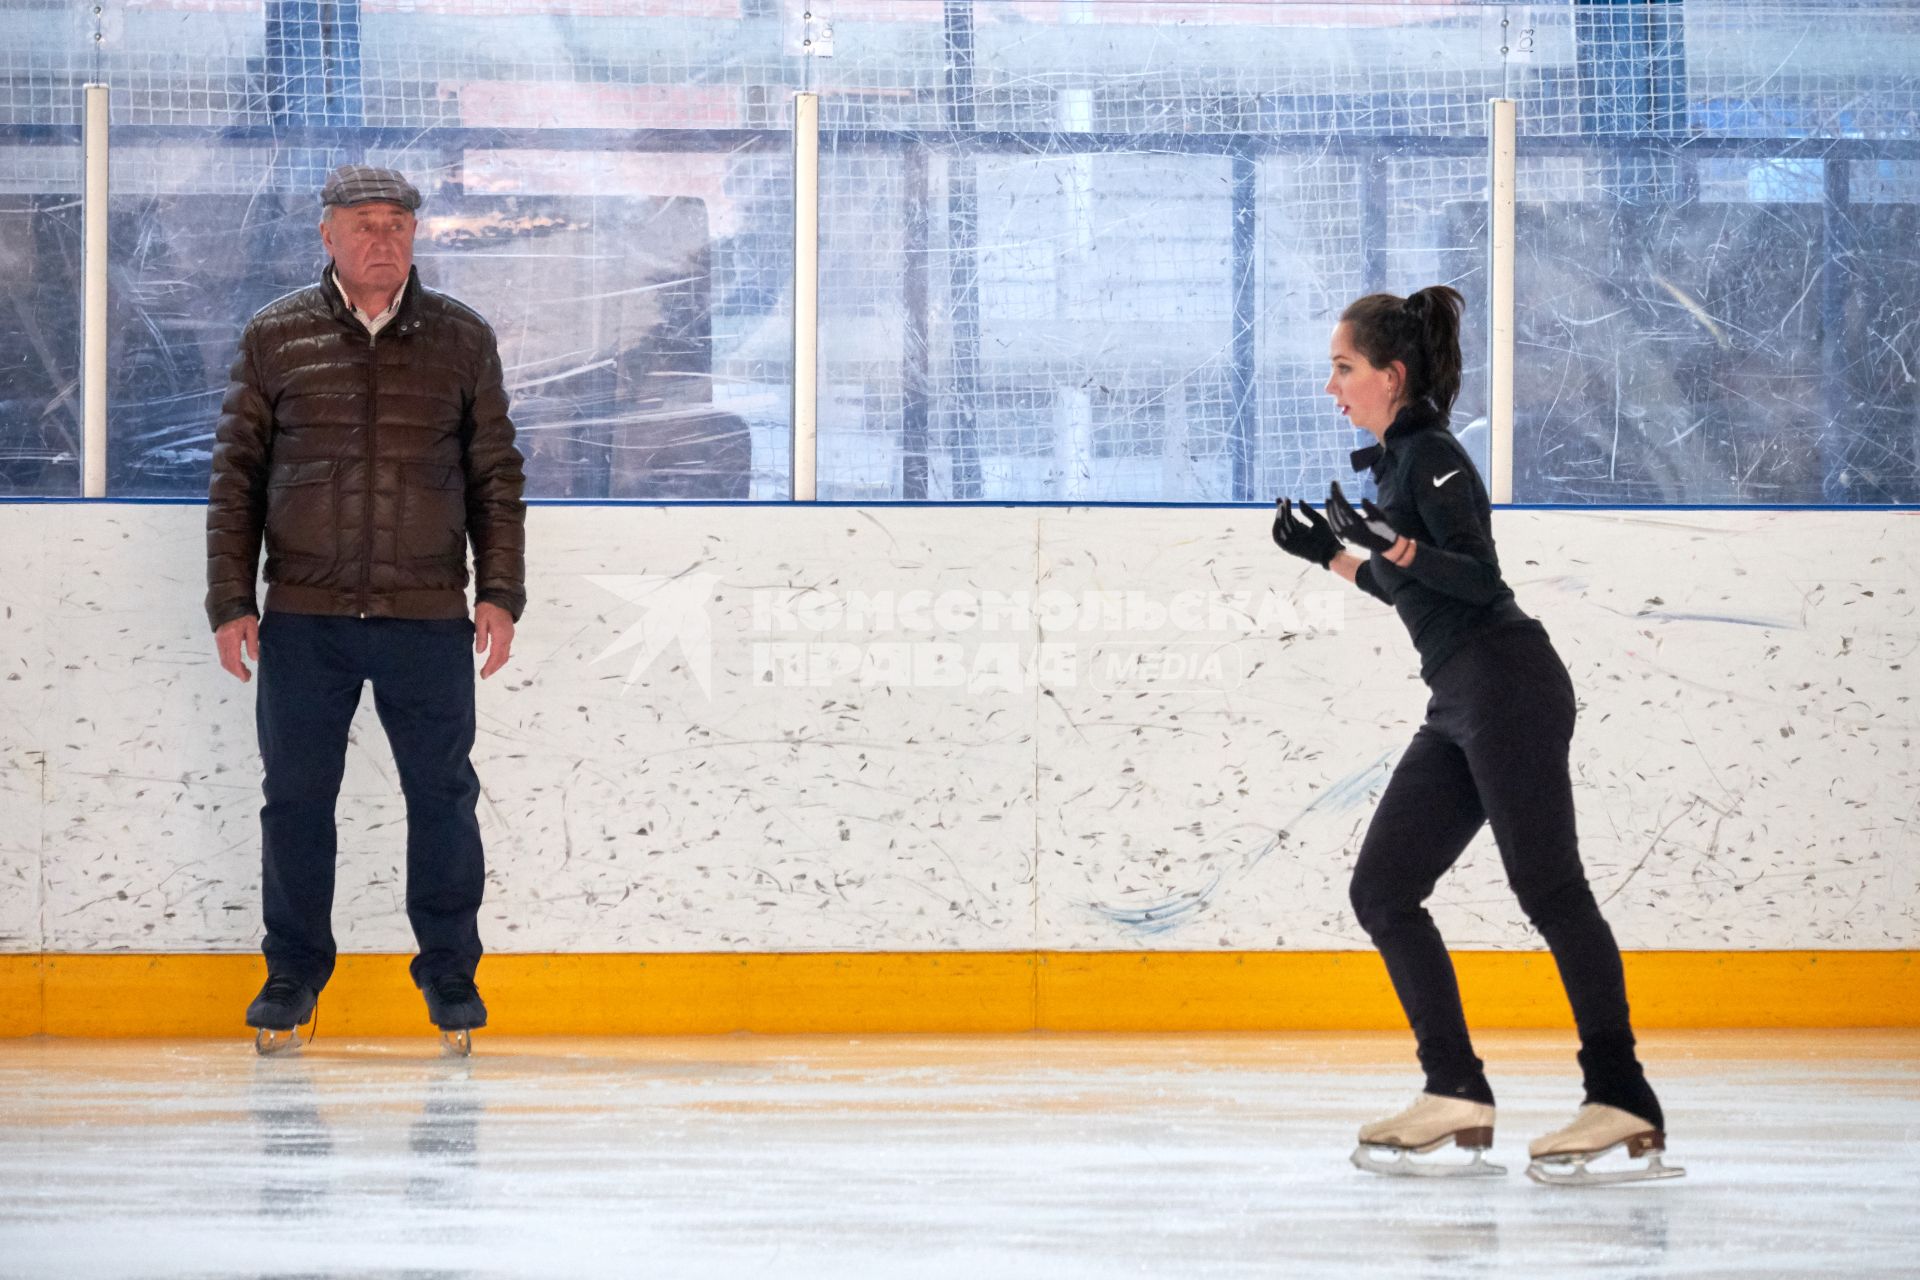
[1432, 469, 1462, 488]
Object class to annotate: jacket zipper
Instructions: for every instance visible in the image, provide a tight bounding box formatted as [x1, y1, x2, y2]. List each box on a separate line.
[359, 327, 378, 618]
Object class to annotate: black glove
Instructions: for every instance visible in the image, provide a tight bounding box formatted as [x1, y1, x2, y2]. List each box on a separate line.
[1325, 481, 1402, 555]
[1271, 497, 1342, 568]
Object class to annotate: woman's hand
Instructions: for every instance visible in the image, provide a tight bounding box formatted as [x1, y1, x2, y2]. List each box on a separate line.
[1327, 481, 1415, 565]
[1272, 497, 1343, 568]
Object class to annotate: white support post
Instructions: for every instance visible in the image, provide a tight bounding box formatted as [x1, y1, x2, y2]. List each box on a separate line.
[82, 83, 110, 498]
[791, 91, 820, 502]
[1487, 97, 1516, 504]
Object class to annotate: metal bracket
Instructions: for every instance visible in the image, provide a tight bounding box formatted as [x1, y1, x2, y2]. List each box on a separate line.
[1490, 5, 1537, 65]
[784, 0, 834, 58]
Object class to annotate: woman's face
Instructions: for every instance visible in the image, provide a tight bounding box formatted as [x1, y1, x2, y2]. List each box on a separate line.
[1324, 322, 1404, 438]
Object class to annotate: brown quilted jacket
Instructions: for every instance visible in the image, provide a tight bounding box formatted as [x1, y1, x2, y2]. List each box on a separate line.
[205, 266, 526, 631]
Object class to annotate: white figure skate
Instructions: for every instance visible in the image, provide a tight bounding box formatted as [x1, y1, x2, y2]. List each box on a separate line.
[1351, 1093, 1505, 1177]
[1526, 1104, 1685, 1186]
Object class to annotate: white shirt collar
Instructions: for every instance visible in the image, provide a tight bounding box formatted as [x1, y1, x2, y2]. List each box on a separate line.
[332, 274, 403, 337]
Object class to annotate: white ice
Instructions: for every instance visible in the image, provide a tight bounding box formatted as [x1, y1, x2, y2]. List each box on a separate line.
[1, 1030, 1915, 1279]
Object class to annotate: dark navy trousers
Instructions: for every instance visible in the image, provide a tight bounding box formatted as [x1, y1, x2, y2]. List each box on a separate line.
[1348, 623, 1662, 1129]
[256, 612, 485, 990]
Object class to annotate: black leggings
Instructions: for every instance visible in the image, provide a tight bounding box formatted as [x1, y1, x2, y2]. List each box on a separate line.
[1349, 623, 1662, 1129]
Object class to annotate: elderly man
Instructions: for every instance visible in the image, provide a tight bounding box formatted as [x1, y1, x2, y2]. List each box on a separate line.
[206, 164, 526, 1055]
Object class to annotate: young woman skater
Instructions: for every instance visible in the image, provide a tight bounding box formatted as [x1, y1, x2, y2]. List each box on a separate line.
[1270, 285, 1681, 1186]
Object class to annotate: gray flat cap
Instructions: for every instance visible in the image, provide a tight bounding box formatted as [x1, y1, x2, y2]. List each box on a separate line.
[321, 164, 422, 212]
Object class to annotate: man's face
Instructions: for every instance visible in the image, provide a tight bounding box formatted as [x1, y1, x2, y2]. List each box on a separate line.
[320, 202, 416, 303]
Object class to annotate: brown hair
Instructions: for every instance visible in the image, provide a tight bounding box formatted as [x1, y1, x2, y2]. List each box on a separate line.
[1338, 285, 1466, 416]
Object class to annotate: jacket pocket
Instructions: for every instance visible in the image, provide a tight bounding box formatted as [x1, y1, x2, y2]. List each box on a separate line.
[398, 461, 468, 567]
[265, 458, 339, 563]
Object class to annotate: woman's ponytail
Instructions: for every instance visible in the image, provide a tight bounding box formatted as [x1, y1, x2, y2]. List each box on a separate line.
[1405, 285, 1463, 415]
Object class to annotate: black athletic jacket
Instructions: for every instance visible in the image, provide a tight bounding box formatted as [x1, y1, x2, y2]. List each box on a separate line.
[1348, 401, 1540, 681]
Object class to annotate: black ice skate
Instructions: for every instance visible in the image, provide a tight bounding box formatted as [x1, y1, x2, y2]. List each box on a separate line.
[245, 974, 318, 1056]
[419, 972, 487, 1057]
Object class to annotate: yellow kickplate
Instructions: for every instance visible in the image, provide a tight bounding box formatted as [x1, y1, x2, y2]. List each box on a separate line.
[0, 951, 1912, 1037]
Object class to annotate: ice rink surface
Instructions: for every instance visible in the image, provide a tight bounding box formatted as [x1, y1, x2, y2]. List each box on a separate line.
[1, 1029, 1915, 1279]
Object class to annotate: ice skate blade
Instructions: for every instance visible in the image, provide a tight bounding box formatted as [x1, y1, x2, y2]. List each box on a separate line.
[440, 1029, 472, 1058]
[1526, 1151, 1685, 1187]
[1351, 1142, 1506, 1178]
[253, 1027, 304, 1057]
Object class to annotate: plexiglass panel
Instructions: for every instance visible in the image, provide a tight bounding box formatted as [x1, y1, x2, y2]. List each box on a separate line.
[2, 1, 1916, 503]
[0, 154, 82, 495]
[812, 2, 1504, 501]
[90, 0, 790, 497]
[0, 0, 90, 496]
[1509, 1, 1920, 503]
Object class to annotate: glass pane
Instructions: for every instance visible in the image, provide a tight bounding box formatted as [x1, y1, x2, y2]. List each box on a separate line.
[95, 0, 789, 498]
[0, 0, 90, 496]
[0, 0, 94, 129]
[448, 149, 789, 499]
[814, 1, 1503, 501]
[1511, 1, 1920, 504]
[11, 0, 1912, 505]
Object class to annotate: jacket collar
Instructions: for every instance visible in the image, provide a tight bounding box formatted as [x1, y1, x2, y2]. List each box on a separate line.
[1349, 399, 1449, 472]
[321, 263, 424, 333]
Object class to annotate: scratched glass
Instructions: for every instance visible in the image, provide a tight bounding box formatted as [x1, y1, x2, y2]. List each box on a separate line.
[811, 1, 1497, 501]
[12, 0, 793, 498]
[1509, 2, 1920, 504]
[0, 154, 82, 496]
[0, 1, 1916, 503]
[0, 0, 88, 496]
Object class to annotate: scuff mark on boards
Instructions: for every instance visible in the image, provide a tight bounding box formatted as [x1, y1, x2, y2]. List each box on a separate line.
[1083, 749, 1398, 934]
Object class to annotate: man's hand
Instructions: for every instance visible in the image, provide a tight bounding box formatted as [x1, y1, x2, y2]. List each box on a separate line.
[215, 614, 260, 682]
[475, 601, 515, 680]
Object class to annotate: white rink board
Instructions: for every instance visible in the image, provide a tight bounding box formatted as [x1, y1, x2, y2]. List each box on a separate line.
[0, 503, 1914, 954]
